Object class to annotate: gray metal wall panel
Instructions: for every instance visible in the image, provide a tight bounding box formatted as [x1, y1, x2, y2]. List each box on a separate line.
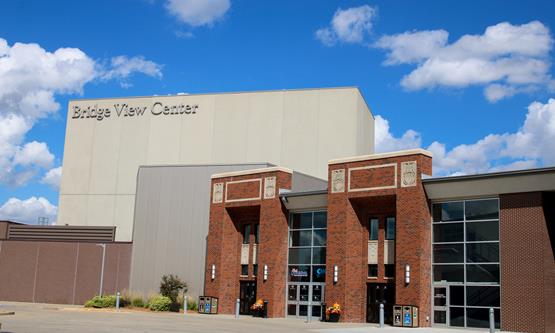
[130, 163, 270, 298]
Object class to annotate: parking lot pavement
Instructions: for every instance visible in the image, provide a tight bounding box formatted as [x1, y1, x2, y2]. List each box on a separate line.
[0, 302, 491, 333]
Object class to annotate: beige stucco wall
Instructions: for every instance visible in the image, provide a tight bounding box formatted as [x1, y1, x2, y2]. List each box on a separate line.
[58, 87, 374, 241]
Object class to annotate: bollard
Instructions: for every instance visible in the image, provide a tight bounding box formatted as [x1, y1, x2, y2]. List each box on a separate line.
[489, 308, 495, 332]
[235, 298, 240, 319]
[379, 303, 384, 328]
[184, 296, 188, 315]
[116, 291, 120, 311]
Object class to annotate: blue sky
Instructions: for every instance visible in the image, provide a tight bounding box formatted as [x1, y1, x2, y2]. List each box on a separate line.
[0, 0, 554, 223]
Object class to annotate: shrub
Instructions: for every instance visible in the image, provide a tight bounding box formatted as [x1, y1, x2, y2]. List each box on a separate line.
[160, 274, 187, 312]
[131, 296, 145, 308]
[84, 295, 117, 308]
[187, 298, 198, 311]
[148, 295, 172, 311]
[159, 274, 187, 303]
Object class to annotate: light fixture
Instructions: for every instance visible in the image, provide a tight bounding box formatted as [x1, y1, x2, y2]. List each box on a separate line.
[333, 265, 338, 283]
[211, 264, 216, 280]
[405, 264, 410, 284]
[263, 264, 268, 281]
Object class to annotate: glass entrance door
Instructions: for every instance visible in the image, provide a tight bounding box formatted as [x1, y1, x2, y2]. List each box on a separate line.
[433, 286, 448, 325]
[366, 283, 395, 323]
[239, 281, 256, 315]
[287, 283, 325, 318]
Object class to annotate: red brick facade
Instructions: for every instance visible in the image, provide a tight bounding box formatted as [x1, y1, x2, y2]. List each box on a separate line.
[204, 168, 292, 317]
[203, 152, 554, 332]
[326, 152, 432, 324]
[499, 192, 555, 333]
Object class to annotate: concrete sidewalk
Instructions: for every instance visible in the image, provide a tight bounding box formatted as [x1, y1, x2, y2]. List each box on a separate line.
[0, 302, 496, 333]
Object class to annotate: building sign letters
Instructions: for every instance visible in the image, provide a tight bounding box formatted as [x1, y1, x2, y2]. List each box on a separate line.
[71, 102, 199, 121]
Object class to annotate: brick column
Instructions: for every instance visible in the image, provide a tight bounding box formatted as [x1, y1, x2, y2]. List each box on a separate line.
[395, 154, 432, 327]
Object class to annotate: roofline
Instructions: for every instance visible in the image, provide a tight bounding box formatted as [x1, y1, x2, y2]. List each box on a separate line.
[68, 86, 364, 102]
[329, 149, 432, 165]
[280, 189, 328, 198]
[211, 166, 293, 179]
[138, 162, 274, 169]
[423, 166, 555, 183]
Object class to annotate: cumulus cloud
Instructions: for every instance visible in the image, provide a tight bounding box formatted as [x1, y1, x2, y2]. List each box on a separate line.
[316, 5, 377, 46]
[0, 196, 57, 224]
[0, 37, 162, 187]
[375, 21, 554, 102]
[375, 98, 555, 176]
[41, 166, 62, 190]
[375, 115, 421, 153]
[165, 0, 231, 27]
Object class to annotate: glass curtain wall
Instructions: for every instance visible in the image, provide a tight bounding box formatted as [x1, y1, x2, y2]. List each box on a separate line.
[432, 198, 500, 329]
[287, 211, 327, 318]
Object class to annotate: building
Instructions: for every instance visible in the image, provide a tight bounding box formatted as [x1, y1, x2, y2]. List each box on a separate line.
[203, 150, 554, 333]
[0, 87, 553, 333]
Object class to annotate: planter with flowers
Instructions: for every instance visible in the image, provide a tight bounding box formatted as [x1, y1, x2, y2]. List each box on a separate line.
[250, 299, 264, 317]
[325, 303, 341, 322]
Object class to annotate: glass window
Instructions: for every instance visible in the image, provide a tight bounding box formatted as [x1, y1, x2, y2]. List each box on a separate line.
[289, 230, 312, 247]
[465, 199, 499, 220]
[369, 218, 379, 240]
[466, 308, 500, 329]
[433, 223, 463, 243]
[384, 264, 395, 278]
[287, 304, 296, 315]
[253, 264, 258, 277]
[385, 217, 395, 240]
[434, 311, 446, 324]
[466, 264, 499, 283]
[450, 286, 464, 306]
[466, 286, 500, 307]
[433, 265, 464, 282]
[288, 248, 311, 265]
[242, 224, 251, 244]
[433, 244, 464, 263]
[466, 221, 499, 241]
[466, 242, 499, 263]
[241, 265, 248, 276]
[288, 285, 297, 300]
[433, 202, 464, 222]
[290, 213, 312, 229]
[254, 224, 260, 244]
[313, 212, 327, 228]
[312, 247, 326, 265]
[313, 229, 327, 246]
[312, 266, 326, 282]
[368, 264, 378, 277]
[288, 265, 310, 282]
[450, 307, 465, 327]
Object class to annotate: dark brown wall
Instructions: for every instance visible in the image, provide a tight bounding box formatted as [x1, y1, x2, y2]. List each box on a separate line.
[500, 192, 555, 333]
[0, 240, 132, 305]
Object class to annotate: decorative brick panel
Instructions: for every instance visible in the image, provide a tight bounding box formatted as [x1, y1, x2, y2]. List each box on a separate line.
[225, 179, 262, 202]
[348, 164, 397, 191]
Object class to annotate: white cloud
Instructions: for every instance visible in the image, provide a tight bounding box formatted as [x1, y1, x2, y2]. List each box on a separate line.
[316, 5, 377, 46]
[165, 0, 231, 27]
[0, 37, 162, 187]
[0, 196, 57, 224]
[41, 166, 62, 190]
[375, 98, 555, 176]
[375, 115, 421, 153]
[375, 21, 553, 102]
[101, 56, 163, 82]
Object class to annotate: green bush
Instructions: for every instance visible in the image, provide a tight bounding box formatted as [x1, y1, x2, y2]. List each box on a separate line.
[84, 295, 117, 308]
[187, 299, 198, 311]
[160, 274, 187, 303]
[148, 295, 172, 311]
[131, 296, 145, 308]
